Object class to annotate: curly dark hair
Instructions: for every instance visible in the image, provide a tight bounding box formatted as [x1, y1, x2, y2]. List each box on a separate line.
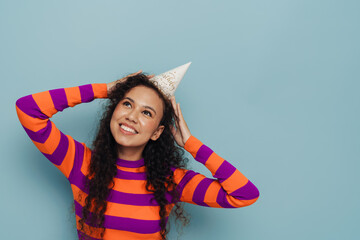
[77, 73, 190, 239]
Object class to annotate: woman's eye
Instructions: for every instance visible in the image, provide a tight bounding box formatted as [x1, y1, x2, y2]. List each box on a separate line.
[123, 101, 131, 107]
[143, 110, 152, 117]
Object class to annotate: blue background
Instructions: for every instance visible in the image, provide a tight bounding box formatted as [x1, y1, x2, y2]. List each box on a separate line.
[1, 0, 359, 239]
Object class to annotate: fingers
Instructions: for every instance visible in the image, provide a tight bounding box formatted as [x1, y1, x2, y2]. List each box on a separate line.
[172, 100, 184, 124]
[174, 112, 180, 131]
[131, 71, 154, 79]
[169, 96, 191, 147]
[170, 96, 178, 117]
[177, 103, 184, 122]
[177, 103, 182, 122]
[170, 96, 180, 130]
[176, 102, 191, 143]
[126, 70, 142, 78]
[169, 124, 176, 136]
[177, 102, 186, 130]
[134, 70, 142, 75]
[147, 74, 155, 79]
[129, 70, 142, 77]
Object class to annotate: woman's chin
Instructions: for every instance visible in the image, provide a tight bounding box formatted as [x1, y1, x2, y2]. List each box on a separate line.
[115, 137, 149, 149]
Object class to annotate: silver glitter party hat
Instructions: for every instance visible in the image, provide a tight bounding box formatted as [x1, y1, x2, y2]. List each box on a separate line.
[149, 62, 191, 98]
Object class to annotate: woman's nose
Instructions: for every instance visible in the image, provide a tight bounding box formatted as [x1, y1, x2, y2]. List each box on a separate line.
[126, 109, 139, 123]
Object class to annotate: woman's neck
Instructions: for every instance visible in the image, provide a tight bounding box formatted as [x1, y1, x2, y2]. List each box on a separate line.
[116, 145, 144, 161]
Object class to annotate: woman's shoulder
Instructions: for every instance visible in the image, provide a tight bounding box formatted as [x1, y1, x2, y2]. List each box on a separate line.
[170, 165, 194, 181]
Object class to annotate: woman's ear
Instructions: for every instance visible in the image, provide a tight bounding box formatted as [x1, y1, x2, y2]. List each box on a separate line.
[150, 125, 165, 141]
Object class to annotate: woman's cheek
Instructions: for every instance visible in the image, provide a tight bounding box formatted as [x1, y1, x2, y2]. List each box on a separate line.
[141, 118, 158, 132]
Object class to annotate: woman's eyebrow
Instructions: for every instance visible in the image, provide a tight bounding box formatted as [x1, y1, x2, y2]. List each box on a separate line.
[124, 97, 157, 115]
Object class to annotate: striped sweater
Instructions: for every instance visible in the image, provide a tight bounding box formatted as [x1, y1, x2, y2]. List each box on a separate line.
[15, 83, 260, 240]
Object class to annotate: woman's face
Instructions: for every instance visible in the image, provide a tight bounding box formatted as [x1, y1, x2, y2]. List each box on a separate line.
[110, 85, 165, 152]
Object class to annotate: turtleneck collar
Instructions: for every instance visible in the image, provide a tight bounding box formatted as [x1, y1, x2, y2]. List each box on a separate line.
[116, 158, 145, 168]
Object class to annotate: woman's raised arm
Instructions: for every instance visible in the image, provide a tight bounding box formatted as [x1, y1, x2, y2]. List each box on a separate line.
[172, 136, 260, 208]
[15, 83, 108, 181]
[15, 71, 154, 182]
[170, 97, 260, 208]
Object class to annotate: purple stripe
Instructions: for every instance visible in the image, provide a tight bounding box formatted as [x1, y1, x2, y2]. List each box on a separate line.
[216, 188, 236, 208]
[77, 230, 101, 240]
[214, 160, 237, 183]
[68, 144, 175, 206]
[79, 84, 94, 103]
[116, 169, 147, 180]
[42, 132, 69, 166]
[192, 178, 213, 207]
[49, 88, 68, 112]
[230, 180, 260, 200]
[104, 214, 165, 234]
[74, 201, 165, 234]
[16, 95, 48, 119]
[107, 187, 174, 206]
[68, 140, 85, 184]
[22, 120, 52, 143]
[70, 171, 88, 193]
[116, 158, 145, 168]
[195, 145, 213, 164]
[71, 165, 175, 206]
[176, 170, 199, 201]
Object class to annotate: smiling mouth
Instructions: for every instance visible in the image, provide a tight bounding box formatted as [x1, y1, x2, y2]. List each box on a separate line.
[120, 124, 138, 134]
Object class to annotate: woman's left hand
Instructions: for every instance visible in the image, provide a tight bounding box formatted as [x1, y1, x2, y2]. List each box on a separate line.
[170, 96, 192, 147]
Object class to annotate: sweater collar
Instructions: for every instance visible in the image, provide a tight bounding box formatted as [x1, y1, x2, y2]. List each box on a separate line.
[116, 158, 145, 168]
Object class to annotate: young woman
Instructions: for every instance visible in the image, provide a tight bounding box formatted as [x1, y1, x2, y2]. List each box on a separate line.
[15, 70, 260, 240]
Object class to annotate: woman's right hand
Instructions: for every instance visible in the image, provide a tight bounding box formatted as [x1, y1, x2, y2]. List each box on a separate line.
[107, 70, 155, 95]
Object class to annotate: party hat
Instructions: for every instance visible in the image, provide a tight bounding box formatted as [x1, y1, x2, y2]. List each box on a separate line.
[149, 62, 191, 98]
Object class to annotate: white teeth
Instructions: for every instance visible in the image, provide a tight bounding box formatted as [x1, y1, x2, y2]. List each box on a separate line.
[120, 124, 137, 133]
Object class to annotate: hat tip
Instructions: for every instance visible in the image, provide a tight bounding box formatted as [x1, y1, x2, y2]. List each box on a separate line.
[183, 61, 192, 68]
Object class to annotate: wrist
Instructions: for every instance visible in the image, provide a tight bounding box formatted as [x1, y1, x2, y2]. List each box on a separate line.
[92, 83, 109, 99]
[183, 133, 192, 145]
[183, 135, 203, 158]
[106, 83, 112, 95]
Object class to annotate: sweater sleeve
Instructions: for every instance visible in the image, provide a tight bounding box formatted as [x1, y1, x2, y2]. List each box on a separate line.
[15, 83, 108, 180]
[172, 135, 260, 208]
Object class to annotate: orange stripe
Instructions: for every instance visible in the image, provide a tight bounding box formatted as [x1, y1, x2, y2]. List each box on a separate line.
[226, 195, 259, 208]
[80, 145, 92, 176]
[92, 83, 108, 99]
[79, 153, 147, 177]
[15, 106, 46, 132]
[165, 179, 176, 191]
[71, 184, 174, 220]
[180, 173, 205, 204]
[75, 215, 162, 240]
[222, 171, 249, 194]
[64, 86, 81, 107]
[103, 227, 161, 240]
[112, 178, 155, 193]
[75, 215, 103, 239]
[56, 134, 76, 178]
[32, 91, 56, 117]
[183, 136, 203, 158]
[205, 152, 224, 173]
[173, 168, 187, 185]
[107, 196, 174, 220]
[32, 121, 61, 154]
[203, 181, 222, 208]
